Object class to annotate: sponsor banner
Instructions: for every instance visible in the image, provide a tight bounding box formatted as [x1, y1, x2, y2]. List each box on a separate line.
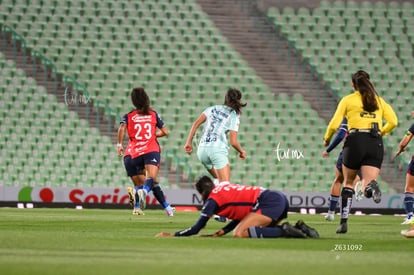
[0, 186, 202, 206]
[0, 186, 406, 209]
[283, 192, 405, 209]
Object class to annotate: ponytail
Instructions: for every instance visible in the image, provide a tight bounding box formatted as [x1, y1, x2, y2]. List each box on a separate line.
[352, 70, 378, 112]
[224, 88, 247, 114]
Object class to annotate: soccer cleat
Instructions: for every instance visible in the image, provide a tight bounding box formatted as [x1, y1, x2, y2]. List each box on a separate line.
[336, 222, 348, 234]
[401, 216, 413, 225]
[137, 189, 147, 210]
[370, 181, 382, 203]
[295, 220, 320, 238]
[165, 205, 175, 217]
[325, 213, 335, 221]
[127, 187, 135, 208]
[365, 180, 381, 203]
[281, 222, 308, 238]
[354, 181, 364, 201]
[132, 208, 144, 215]
[214, 215, 228, 223]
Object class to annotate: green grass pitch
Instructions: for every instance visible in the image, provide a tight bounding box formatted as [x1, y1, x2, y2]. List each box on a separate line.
[0, 208, 412, 275]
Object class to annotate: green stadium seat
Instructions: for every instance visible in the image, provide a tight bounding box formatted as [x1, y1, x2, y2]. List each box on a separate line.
[1, 0, 407, 192]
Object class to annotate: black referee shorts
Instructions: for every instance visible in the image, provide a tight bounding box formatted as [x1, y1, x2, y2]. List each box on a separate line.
[342, 132, 384, 170]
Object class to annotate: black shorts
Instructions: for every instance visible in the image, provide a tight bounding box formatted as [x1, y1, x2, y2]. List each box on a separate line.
[124, 152, 161, 177]
[336, 151, 362, 178]
[342, 132, 383, 170]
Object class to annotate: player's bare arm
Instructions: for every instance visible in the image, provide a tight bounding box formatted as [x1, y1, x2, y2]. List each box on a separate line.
[117, 123, 126, 156]
[184, 114, 207, 154]
[229, 131, 246, 160]
[156, 126, 168, 138]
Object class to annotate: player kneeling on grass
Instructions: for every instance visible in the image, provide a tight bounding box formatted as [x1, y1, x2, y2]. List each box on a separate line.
[156, 176, 319, 238]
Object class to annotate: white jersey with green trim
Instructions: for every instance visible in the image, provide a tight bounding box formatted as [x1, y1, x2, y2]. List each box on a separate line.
[199, 105, 240, 150]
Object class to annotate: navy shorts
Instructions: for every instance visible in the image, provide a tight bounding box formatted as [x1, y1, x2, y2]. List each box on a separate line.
[252, 190, 288, 224]
[336, 151, 363, 178]
[408, 155, 414, 175]
[124, 152, 160, 177]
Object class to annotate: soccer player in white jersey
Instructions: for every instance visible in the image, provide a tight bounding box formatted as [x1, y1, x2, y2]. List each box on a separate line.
[184, 89, 247, 186]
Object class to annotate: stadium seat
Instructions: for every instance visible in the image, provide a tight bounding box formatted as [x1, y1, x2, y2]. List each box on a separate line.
[0, 0, 405, 192]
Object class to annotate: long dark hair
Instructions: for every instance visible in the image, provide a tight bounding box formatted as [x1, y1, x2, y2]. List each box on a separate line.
[352, 70, 378, 112]
[131, 87, 150, 115]
[224, 88, 247, 114]
[195, 175, 215, 202]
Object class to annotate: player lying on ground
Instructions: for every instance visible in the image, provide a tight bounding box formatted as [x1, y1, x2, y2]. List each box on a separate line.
[156, 176, 319, 238]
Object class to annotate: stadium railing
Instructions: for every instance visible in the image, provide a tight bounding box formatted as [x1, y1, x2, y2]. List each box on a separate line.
[236, 0, 409, 186]
[245, 0, 341, 113]
[1, 23, 120, 137]
[2, 24, 57, 95]
[164, 150, 192, 189]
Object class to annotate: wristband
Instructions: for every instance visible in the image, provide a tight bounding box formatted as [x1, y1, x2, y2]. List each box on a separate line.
[117, 143, 122, 147]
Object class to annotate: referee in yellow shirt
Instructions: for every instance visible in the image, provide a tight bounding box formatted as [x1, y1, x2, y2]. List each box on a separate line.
[323, 70, 398, 233]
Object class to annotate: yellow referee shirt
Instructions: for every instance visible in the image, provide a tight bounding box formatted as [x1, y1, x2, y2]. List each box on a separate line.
[324, 91, 398, 142]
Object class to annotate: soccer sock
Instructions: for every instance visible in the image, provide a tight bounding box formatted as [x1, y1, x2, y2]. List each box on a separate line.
[340, 187, 354, 224]
[247, 226, 284, 238]
[404, 192, 414, 218]
[328, 195, 340, 212]
[143, 177, 154, 194]
[134, 185, 143, 192]
[152, 183, 169, 209]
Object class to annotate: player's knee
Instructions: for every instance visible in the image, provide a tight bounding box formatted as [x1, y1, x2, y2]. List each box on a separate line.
[232, 229, 248, 238]
[232, 231, 242, 238]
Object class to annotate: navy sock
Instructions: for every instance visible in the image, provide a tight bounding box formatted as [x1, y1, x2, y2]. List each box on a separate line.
[328, 195, 340, 212]
[340, 187, 354, 223]
[143, 177, 154, 193]
[152, 183, 169, 208]
[404, 192, 414, 218]
[248, 226, 284, 238]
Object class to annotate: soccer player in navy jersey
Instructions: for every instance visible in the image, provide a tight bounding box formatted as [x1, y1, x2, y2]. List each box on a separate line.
[322, 117, 361, 221]
[156, 176, 319, 238]
[395, 111, 414, 228]
[118, 87, 174, 216]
